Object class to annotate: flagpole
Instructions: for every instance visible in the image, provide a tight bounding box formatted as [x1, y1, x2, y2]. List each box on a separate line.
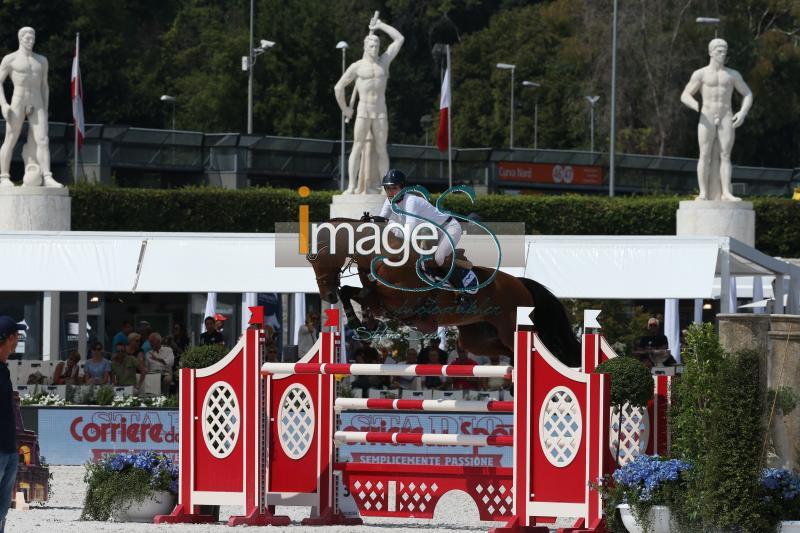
[446, 44, 452, 189]
[74, 32, 79, 182]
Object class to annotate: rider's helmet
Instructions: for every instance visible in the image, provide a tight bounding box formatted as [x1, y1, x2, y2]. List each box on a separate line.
[382, 169, 406, 188]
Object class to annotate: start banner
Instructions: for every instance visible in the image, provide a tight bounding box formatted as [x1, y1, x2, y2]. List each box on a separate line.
[497, 161, 603, 186]
[38, 408, 180, 465]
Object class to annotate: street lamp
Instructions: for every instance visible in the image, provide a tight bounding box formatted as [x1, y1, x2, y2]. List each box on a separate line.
[696, 17, 721, 37]
[243, 0, 275, 135]
[522, 81, 540, 150]
[496, 63, 516, 149]
[609, 0, 618, 197]
[420, 114, 433, 146]
[585, 95, 600, 153]
[336, 40, 349, 190]
[160, 95, 176, 131]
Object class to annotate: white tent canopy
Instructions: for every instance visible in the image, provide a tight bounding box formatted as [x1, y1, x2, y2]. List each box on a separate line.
[0, 231, 797, 313]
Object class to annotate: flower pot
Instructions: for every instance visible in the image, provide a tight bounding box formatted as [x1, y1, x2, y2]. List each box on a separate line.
[780, 522, 800, 532]
[113, 491, 176, 523]
[618, 503, 672, 533]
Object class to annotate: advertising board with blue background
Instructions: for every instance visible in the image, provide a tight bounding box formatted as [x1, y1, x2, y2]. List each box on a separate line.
[38, 408, 180, 465]
[36, 408, 512, 466]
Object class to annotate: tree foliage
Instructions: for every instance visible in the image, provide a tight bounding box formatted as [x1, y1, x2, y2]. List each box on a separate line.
[3, 0, 800, 166]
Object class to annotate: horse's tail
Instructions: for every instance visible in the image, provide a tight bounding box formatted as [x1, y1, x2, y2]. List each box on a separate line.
[517, 277, 582, 368]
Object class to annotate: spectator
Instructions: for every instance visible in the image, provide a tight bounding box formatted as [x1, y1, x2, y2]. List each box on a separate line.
[52, 350, 82, 385]
[127, 332, 146, 367]
[200, 316, 225, 346]
[111, 320, 133, 349]
[214, 313, 227, 335]
[485, 352, 511, 391]
[636, 317, 675, 367]
[449, 348, 479, 391]
[0, 316, 27, 533]
[392, 348, 420, 390]
[146, 333, 175, 395]
[111, 342, 146, 391]
[165, 323, 190, 360]
[138, 321, 153, 353]
[418, 338, 446, 364]
[297, 311, 320, 357]
[265, 342, 280, 363]
[350, 351, 372, 392]
[83, 342, 111, 385]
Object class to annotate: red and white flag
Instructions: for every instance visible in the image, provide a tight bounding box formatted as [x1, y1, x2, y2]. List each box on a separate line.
[71, 34, 85, 150]
[436, 62, 450, 152]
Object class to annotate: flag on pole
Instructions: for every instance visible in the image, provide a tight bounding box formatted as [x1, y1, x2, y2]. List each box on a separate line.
[436, 61, 450, 152]
[71, 34, 85, 150]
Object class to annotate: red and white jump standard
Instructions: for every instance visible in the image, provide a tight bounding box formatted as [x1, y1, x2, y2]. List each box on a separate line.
[156, 306, 671, 533]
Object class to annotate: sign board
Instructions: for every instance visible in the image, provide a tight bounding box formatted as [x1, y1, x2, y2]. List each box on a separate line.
[38, 408, 179, 465]
[497, 161, 603, 186]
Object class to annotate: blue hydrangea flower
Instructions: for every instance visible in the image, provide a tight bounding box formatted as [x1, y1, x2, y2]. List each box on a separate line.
[612, 455, 692, 502]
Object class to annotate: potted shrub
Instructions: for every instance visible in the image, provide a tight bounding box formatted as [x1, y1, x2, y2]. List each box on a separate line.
[81, 450, 178, 522]
[761, 468, 800, 532]
[601, 454, 691, 533]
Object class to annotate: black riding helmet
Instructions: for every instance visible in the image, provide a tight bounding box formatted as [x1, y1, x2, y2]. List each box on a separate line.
[382, 169, 406, 188]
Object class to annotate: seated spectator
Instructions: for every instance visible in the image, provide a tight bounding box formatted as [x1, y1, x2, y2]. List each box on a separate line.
[146, 332, 175, 395]
[52, 350, 82, 385]
[84, 342, 111, 385]
[350, 352, 372, 392]
[138, 321, 153, 353]
[165, 323, 190, 361]
[111, 342, 145, 391]
[265, 342, 280, 363]
[127, 332, 146, 367]
[297, 311, 320, 357]
[200, 316, 225, 346]
[636, 317, 675, 367]
[485, 353, 511, 391]
[418, 338, 446, 364]
[392, 349, 420, 390]
[111, 320, 133, 349]
[448, 348, 480, 391]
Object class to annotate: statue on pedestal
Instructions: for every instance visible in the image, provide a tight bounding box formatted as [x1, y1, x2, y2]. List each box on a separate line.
[680, 38, 752, 201]
[334, 13, 404, 194]
[0, 27, 63, 188]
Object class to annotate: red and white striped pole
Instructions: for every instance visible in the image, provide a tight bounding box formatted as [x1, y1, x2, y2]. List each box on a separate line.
[334, 431, 513, 447]
[334, 398, 513, 412]
[261, 362, 512, 378]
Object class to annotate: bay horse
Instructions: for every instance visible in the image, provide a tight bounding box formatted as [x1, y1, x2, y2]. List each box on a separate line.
[307, 218, 581, 367]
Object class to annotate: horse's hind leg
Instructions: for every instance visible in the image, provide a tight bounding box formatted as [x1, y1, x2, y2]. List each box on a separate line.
[457, 323, 511, 357]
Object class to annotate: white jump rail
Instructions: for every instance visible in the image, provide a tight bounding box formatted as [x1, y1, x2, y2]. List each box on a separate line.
[260, 362, 513, 378]
[334, 398, 514, 412]
[333, 430, 514, 447]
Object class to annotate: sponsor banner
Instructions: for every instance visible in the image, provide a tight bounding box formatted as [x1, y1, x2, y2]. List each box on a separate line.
[336, 411, 513, 517]
[337, 411, 513, 467]
[497, 161, 603, 186]
[38, 408, 179, 465]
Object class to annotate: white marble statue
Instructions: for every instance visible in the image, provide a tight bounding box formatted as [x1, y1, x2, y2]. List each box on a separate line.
[680, 38, 752, 201]
[334, 13, 404, 194]
[0, 27, 62, 188]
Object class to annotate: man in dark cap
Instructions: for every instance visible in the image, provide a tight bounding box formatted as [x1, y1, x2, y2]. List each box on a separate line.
[0, 315, 26, 532]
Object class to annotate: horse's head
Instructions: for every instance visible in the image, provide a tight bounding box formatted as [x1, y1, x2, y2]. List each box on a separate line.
[306, 219, 356, 304]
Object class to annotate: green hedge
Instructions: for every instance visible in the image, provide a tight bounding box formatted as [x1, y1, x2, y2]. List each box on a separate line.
[69, 185, 800, 257]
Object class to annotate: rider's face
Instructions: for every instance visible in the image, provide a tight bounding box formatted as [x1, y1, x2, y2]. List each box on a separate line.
[384, 185, 400, 199]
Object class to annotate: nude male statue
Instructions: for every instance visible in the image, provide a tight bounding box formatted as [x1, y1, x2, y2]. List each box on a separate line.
[0, 27, 62, 188]
[680, 38, 752, 201]
[334, 15, 404, 194]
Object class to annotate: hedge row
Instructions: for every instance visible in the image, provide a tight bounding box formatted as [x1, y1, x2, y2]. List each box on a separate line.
[69, 185, 800, 257]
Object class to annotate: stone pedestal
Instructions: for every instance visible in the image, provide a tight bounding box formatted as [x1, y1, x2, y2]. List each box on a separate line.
[330, 193, 386, 220]
[676, 200, 755, 246]
[768, 315, 800, 469]
[0, 188, 70, 231]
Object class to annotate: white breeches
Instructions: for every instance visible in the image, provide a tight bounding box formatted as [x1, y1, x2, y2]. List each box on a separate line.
[434, 219, 462, 267]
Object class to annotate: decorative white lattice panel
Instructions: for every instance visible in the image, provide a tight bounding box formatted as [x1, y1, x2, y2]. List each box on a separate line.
[398, 481, 439, 514]
[202, 382, 241, 459]
[278, 384, 315, 460]
[473, 481, 514, 517]
[609, 403, 649, 465]
[539, 386, 582, 467]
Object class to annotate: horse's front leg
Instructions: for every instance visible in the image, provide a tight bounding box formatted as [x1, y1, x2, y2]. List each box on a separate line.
[338, 286, 363, 330]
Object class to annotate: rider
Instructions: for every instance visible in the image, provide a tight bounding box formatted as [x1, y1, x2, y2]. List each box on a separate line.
[377, 169, 478, 305]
